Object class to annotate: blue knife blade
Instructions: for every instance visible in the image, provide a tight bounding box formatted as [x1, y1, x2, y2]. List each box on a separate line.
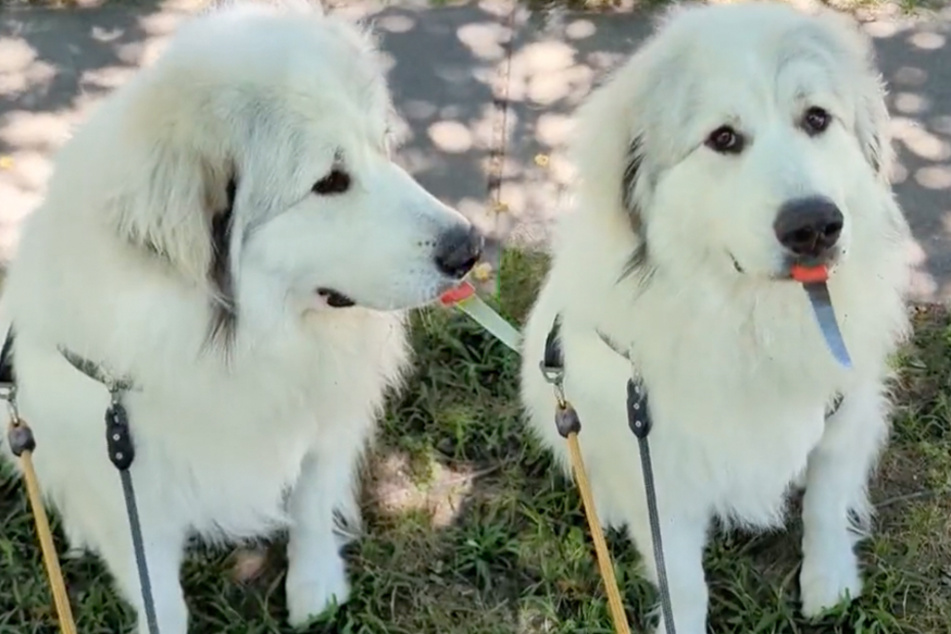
[802, 281, 852, 369]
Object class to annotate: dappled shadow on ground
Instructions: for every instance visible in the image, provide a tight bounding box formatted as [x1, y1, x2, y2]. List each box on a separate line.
[866, 9, 951, 300]
[0, 0, 196, 258]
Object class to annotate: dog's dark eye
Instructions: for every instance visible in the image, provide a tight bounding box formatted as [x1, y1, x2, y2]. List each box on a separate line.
[312, 169, 351, 195]
[802, 107, 831, 136]
[705, 125, 744, 154]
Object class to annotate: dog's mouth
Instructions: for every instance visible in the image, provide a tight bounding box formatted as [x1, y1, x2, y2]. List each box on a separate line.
[316, 288, 356, 308]
[728, 252, 842, 280]
[730, 251, 851, 368]
[781, 251, 842, 280]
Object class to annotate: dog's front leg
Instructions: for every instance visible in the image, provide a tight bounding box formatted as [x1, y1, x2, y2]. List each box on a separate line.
[93, 520, 188, 634]
[285, 437, 363, 627]
[799, 380, 889, 617]
[629, 507, 710, 634]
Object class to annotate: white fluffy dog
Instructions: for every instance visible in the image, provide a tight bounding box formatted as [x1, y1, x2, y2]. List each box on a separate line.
[519, 2, 912, 632]
[0, 1, 482, 632]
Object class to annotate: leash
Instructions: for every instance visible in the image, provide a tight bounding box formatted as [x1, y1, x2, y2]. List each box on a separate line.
[540, 317, 675, 634]
[0, 328, 160, 634]
[442, 280, 672, 634]
[56, 346, 160, 634]
[596, 329, 676, 634]
[1, 330, 78, 634]
[539, 317, 633, 634]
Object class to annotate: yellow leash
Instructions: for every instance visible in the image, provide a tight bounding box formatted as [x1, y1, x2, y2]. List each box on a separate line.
[558, 400, 633, 634]
[7, 412, 79, 634]
[445, 281, 633, 634]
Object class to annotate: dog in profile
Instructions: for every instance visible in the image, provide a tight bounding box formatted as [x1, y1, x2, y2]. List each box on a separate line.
[0, 1, 482, 632]
[519, 3, 912, 632]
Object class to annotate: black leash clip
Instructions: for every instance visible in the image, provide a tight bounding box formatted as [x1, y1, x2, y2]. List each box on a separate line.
[626, 377, 652, 439]
[105, 387, 135, 471]
[1, 381, 35, 458]
[7, 405, 36, 458]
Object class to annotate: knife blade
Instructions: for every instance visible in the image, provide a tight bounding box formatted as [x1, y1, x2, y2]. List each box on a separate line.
[802, 281, 852, 369]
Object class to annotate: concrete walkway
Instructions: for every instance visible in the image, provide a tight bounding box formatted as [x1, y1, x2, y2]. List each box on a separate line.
[1, 0, 949, 300]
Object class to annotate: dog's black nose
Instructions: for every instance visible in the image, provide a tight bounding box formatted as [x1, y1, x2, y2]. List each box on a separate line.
[434, 224, 484, 279]
[773, 196, 844, 259]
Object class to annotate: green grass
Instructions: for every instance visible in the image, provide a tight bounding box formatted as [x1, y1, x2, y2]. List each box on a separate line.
[2, 248, 951, 633]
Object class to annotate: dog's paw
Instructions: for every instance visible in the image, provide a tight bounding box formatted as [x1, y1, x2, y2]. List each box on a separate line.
[285, 557, 351, 628]
[799, 551, 862, 617]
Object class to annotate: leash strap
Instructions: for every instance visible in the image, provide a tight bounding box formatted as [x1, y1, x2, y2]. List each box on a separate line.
[8, 421, 79, 634]
[102, 387, 160, 634]
[596, 330, 676, 634]
[626, 378, 675, 634]
[1, 329, 79, 634]
[57, 348, 160, 634]
[547, 319, 677, 634]
[541, 316, 633, 634]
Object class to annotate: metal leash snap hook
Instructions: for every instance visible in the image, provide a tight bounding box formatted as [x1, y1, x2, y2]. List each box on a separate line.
[1, 383, 18, 419]
[539, 360, 567, 406]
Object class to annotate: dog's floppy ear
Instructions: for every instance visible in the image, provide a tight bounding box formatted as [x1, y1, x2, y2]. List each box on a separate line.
[208, 175, 238, 346]
[816, 7, 892, 180]
[845, 28, 891, 179]
[571, 48, 656, 282]
[621, 136, 644, 217]
[854, 75, 892, 180]
[620, 135, 651, 274]
[109, 134, 235, 289]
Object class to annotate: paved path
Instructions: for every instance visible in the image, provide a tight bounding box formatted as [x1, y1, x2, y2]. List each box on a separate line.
[1, 0, 949, 300]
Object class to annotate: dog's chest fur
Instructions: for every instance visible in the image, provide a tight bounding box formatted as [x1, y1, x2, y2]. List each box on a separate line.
[529, 242, 907, 530]
[6, 289, 410, 543]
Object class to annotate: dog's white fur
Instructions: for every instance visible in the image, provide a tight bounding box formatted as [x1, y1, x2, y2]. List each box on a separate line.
[0, 2, 479, 632]
[519, 3, 912, 632]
